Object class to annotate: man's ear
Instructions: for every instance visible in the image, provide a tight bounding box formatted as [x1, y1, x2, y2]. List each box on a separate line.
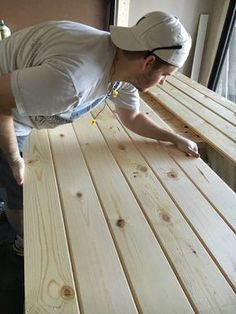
[142, 54, 156, 70]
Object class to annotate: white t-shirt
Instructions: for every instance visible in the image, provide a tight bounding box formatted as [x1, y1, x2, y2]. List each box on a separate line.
[0, 21, 140, 136]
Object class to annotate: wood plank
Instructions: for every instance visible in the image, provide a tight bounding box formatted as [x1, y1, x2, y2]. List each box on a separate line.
[140, 92, 204, 143]
[92, 104, 236, 313]
[160, 81, 236, 140]
[125, 136, 236, 290]
[48, 124, 138, 314]
[167, 76, 236, 126]
[73, 115, 194, 314]
[165, 147, 236, 232]
[107, 101, 236, 289]
[148, 85, 236, 164]
[135, 100, 236, 231]
[24, 129, 80, 313]
[174, 72, 236, 113]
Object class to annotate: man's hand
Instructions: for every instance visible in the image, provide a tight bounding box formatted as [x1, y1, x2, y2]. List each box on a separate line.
[116, 108, 200, 158]
[174, 135, 200, 158]
[9, 157, 25, 186]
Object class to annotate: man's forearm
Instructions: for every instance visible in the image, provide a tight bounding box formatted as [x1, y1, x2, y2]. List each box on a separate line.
[128, 112, 180, 143]
[117, 108, 199, 157]
[0, 74, 25, 185]
[0, 111, 20, 163]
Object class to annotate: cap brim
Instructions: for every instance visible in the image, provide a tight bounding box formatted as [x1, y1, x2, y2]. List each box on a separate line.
[110, 25, 147, 51]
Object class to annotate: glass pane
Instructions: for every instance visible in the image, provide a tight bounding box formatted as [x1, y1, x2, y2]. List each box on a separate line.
[216, 21, 236, 102]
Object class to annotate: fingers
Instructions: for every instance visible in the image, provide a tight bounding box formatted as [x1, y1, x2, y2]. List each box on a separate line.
[10, 157, 25, 186]
[15, 167, 24, 185]
[176, 137, 200, 158]
[186, 144, 200, 158]
[186, 149, 200, 158]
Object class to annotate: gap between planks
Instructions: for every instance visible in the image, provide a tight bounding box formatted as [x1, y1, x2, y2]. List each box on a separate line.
[89, 109, 199, 311]
[147, 86, 236, 165]
[24, 129, 80, 313]
[89, 105, 236, 310]
[138, 96, 236, 233]
[47, 129, 84, 314]
[95, 102, 236, 292]
[158, 82, 236, 141]
[71, 123, 142, 313]
[167, 76, 236, 127]
[174, 72, 236, 114]
[48, 125, 139, 314]
[73, 116, 196, 313]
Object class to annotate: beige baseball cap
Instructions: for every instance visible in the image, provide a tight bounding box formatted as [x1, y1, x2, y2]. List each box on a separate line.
[110, 11, 192, 67]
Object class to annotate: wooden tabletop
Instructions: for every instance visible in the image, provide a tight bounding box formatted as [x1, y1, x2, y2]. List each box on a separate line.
[24, 101, 236, 313]
[148, 72, 236, 165]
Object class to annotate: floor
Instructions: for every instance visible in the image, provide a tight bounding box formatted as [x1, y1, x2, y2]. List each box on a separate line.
[0, 192, 24, 314]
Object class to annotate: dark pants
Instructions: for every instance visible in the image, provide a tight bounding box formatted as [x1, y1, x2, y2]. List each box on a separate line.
[0, 136, 28, 210]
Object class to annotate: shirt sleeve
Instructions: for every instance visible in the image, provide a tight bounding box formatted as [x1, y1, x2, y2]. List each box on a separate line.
[111, 82, 140, 111]
[10, 62, 79, 116]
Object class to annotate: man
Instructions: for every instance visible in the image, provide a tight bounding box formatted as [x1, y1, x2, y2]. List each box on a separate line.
[0, 11, 199, 255]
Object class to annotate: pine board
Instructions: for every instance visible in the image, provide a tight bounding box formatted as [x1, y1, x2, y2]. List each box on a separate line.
[161, 81, 236, 138]
[24, 99, 236, 313]
[139, 92, 203, 143]
[24, 129, 80, 313]
[174, 72, 236, 113]
[92, 104, 236, 313]
[73, 115, 194, 314]
[48, 124, 138, 314]
[110, 108, 236, 289]
[148, 85, 236, 164]
[167, 77, 236, 127]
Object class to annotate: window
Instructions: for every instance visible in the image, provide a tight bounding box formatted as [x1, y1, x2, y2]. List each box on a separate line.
[216, 21, 236, 102]
[208, 0, 236, 102]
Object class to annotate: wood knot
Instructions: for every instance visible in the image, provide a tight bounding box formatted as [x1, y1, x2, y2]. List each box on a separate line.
[118, 144, 126, 151]
[137, 165, 148, 172]
[116, 219, 126, 228]
[161, 213, 171, 222]
[76, 192, 83, 198]
[167, 171, 178, 178]
[59, 133, 64, 137]
[61, 285, 75, 300]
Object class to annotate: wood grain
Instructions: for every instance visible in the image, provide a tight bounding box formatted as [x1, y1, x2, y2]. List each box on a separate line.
[91, 104, 236, 313]
[148, 85, 236, 164]
[174, 72, 236, 113]
[73, 115, 194, 314]
[24, 129, 80, 313]
[48, 124, 138, 314]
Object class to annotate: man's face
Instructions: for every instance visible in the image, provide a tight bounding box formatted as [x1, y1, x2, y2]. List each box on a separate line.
[131, 63, 178, 92]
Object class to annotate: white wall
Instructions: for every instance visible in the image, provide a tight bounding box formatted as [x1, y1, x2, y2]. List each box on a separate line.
[128, 0, 214, 76]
